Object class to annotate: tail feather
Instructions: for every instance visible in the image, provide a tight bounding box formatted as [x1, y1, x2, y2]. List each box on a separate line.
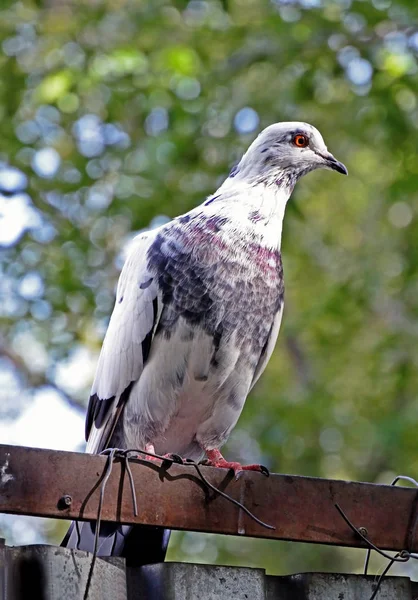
[62, 522, 170, 566]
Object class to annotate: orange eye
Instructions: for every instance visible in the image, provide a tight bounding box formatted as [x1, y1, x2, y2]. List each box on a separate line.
[293, 134, 309, 148]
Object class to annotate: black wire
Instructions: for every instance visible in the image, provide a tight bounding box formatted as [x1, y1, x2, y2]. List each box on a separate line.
[188, 460, 275, 530]
[391, 475, 418, 488]
[83, 448, 118, 600]
[364, 548, 371, 575]
[369, 554, 400, 600]
[120, 448, 275, 529]
[124, 453, 138, 517]
[82, 446, 274, 598]
[336, 471, 418, 600]
[335, 503, 410, 563]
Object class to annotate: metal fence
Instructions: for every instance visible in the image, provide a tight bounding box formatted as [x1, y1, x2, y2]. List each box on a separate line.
[1, 443, 418, 599]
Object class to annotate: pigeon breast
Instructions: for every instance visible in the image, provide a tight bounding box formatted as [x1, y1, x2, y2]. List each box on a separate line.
[147, 211, 284, 367]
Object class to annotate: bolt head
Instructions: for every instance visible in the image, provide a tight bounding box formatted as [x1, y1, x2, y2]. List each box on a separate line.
[58, 495, 72, 510]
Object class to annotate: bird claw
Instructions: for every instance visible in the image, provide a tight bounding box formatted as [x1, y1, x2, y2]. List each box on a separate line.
[167, 453, 184, 464]
[161, 453, 184, 468]
[141, 451, 185, 470]
[259, 465, 270, 477]
[202, 449, 269, 478]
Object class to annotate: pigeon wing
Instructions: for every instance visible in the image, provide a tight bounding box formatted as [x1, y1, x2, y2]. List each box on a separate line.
[85, 231, 161, 454]
[250, 304, 284, 390]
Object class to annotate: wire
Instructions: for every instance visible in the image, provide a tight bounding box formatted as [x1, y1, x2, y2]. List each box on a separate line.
[336, 472, 418, 600]
[335, 503, 410, 564]
[82, 446, 274, 599]
[84, 448, 119, 600]
[369, 553, 401, 600]
[186, 459, 275, 530]
[119, 448, 274, 529]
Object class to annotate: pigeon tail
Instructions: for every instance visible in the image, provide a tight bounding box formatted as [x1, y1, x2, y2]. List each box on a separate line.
[62, 522, 170, 567]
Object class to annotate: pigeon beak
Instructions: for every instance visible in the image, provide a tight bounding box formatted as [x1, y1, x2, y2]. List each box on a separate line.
[321, 152, 348, 175]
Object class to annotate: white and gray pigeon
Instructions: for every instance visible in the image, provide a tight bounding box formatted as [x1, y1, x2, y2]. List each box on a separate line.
[63, 122, 347, 563]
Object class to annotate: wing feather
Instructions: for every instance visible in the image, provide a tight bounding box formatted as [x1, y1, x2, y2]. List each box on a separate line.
[85, 232, 161, 453]
[250, 304, 284, 390]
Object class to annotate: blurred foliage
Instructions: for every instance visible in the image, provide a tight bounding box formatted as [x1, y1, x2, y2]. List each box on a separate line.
[1, 0, 418, 579]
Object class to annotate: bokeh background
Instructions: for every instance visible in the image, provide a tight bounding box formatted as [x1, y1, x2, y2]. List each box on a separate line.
[1, 0, 418, 580]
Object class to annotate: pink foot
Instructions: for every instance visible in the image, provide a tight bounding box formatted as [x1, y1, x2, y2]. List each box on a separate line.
[137, 443, 158, 463]
[128, 444, 161, 463]
[139, 445, 184, 465]
[204, 449, 269, 477]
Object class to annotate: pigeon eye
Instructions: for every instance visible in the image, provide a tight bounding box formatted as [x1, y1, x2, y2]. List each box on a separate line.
[293, 134, 309, 148]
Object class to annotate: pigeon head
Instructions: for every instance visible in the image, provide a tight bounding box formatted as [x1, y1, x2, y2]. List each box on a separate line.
[234, 121, 347, 186]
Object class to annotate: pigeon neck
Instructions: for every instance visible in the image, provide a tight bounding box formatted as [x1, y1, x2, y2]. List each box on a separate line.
[228, 156, 298, 190]
[214, 177, 292, 250]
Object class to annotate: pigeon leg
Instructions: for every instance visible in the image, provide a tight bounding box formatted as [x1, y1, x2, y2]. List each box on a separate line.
[203, 449, 269, 477]
[139, 444, 184, 465]
[128, 443, 161, 463]
[142, 442, 160, 462]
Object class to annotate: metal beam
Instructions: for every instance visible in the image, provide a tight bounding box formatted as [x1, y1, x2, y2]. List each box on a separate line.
[0, 444, 417, 551]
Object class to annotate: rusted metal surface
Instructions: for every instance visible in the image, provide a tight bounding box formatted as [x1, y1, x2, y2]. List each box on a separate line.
[0, 443, 417, 551]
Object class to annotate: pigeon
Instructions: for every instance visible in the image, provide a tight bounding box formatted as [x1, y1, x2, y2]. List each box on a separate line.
[63, 122, 347, 564]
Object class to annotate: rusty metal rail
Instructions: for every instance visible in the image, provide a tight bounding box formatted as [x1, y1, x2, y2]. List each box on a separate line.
[0, 443, 417, 551]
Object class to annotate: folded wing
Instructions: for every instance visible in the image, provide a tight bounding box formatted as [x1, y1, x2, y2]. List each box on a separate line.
[85, 232, 161, 454]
